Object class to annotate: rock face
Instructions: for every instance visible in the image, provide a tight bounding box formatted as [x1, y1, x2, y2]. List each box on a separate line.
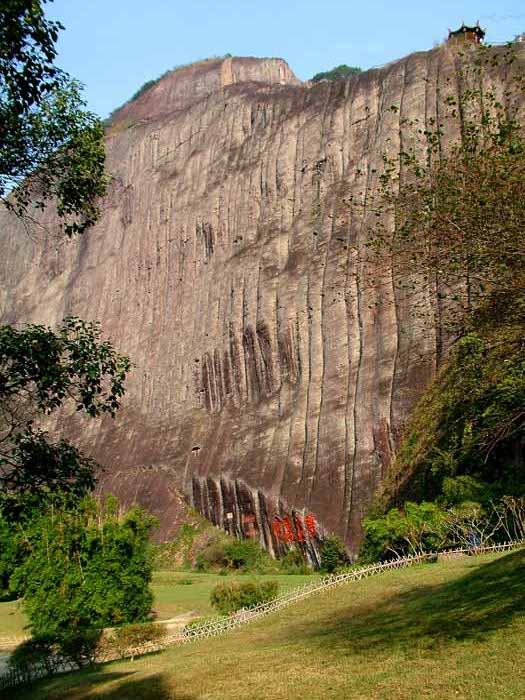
[1, 49, 523, 552]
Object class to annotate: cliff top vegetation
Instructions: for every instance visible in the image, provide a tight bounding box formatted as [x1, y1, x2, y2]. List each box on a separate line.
[311, 64, 362, 81]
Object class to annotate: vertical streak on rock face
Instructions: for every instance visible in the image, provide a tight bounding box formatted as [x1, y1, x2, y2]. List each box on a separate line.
[1, 49, 523, 549]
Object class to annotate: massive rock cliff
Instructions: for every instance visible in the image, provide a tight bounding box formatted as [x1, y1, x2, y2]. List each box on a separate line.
[1, 49, 523, 554]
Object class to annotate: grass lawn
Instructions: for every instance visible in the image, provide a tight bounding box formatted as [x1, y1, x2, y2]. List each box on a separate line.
[0, 571, 320, 637]
[0, 598, 27, 637]
[9, 549, 525, 699]
[151, 571, 320, 619]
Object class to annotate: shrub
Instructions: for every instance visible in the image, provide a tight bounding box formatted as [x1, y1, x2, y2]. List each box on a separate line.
[223, 539, 266, 570]
[195, 538, 230, 571]
[196, 536, 276, 573]
[106, 622, 167, 657]
[320, 535, 350, 572]
[280, 548, 311, 574]
[312, 65, 362, 82]
[210, 580, 279, 615]
[55, 628, 101, 668]
[10, 497, 157, 635]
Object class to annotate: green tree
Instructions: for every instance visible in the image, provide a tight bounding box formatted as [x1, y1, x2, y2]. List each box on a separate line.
[11, 496, 157, 634]
[361, 48, 525, 514]
[0, 3, 124, 509]
[381, 328, 525, 509]
[0, 318, 130, 517]
[0, 513, 21, 598]
[319, 535, 350, 572]
[361, 502, 445, 561]
[1, 1, 107, 234]
[365, 50, 525, 335]
[312, 64, 362, 82]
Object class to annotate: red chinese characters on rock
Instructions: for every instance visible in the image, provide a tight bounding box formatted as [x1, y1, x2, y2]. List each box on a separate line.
[305, 515, 317, 538]
[294, 514, 306, 542]
[282, 517, 295, 543]
[273, 514, 316, 543]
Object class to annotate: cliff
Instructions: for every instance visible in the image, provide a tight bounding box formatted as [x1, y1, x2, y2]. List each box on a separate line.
[1, 49, 523, 554]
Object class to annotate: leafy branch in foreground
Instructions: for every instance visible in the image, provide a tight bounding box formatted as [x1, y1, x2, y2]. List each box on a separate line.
[0, 317, 130, 512]
[0, 0, 63, 110]
[0, 317, 130, 421]
[357, 48, 525, 337]
[1, 80, 107, 235]
[1, 1, 107, 235]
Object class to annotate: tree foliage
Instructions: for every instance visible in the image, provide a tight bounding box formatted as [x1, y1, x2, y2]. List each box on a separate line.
[364, 49, 525, 334]
[361, 502, 446, 562]
[361, 48, 525, 527]
[360, 495, 525, 562]
[10, 496, 157, 635]
[319, 535, 350, 572]
[380, 325, 525, 511]
[9, 628, 102, 675]
[0, 317, 129, 421]
[312, 64, 362, 82]
[0, 513, 22, 597]
[0, 317, 130, 514]
[0, 0, 63, 110]
[1, 0, 107, 234]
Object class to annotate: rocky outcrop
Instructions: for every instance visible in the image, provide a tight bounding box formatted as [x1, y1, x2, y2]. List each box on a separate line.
[1, 47, 523, 552]
[107, 56, 300, 125]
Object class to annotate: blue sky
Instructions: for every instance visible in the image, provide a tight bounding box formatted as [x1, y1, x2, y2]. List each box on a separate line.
[47, 0, 525, 119]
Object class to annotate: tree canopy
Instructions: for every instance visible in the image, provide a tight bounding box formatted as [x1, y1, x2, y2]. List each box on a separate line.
[311, 64, 362, 82]
[358, 48, 525, 562]
[0, 318, 130, 515]
[10, 496, 157, 634]
[0, 2, 130, 525]
[0, 0, 107, 234]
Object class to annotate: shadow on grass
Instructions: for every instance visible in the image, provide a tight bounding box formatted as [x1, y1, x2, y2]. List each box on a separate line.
[11, 668, 196, 700]
[295, 550, 525, 653]
[76, 672, 194, 699]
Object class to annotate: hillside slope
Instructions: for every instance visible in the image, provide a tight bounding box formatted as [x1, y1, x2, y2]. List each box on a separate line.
[11, 549, 525, 699]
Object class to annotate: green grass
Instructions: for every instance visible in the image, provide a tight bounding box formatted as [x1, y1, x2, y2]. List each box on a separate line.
[9, 550, 525, 699]
[0, 598, 27, 637]
[151, 571, 319, 619]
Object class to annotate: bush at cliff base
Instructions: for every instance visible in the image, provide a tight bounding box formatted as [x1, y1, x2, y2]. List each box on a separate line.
[280, 547, 311, 574]
[320, 535, 350, 573]
[196, 536, 278, 573]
